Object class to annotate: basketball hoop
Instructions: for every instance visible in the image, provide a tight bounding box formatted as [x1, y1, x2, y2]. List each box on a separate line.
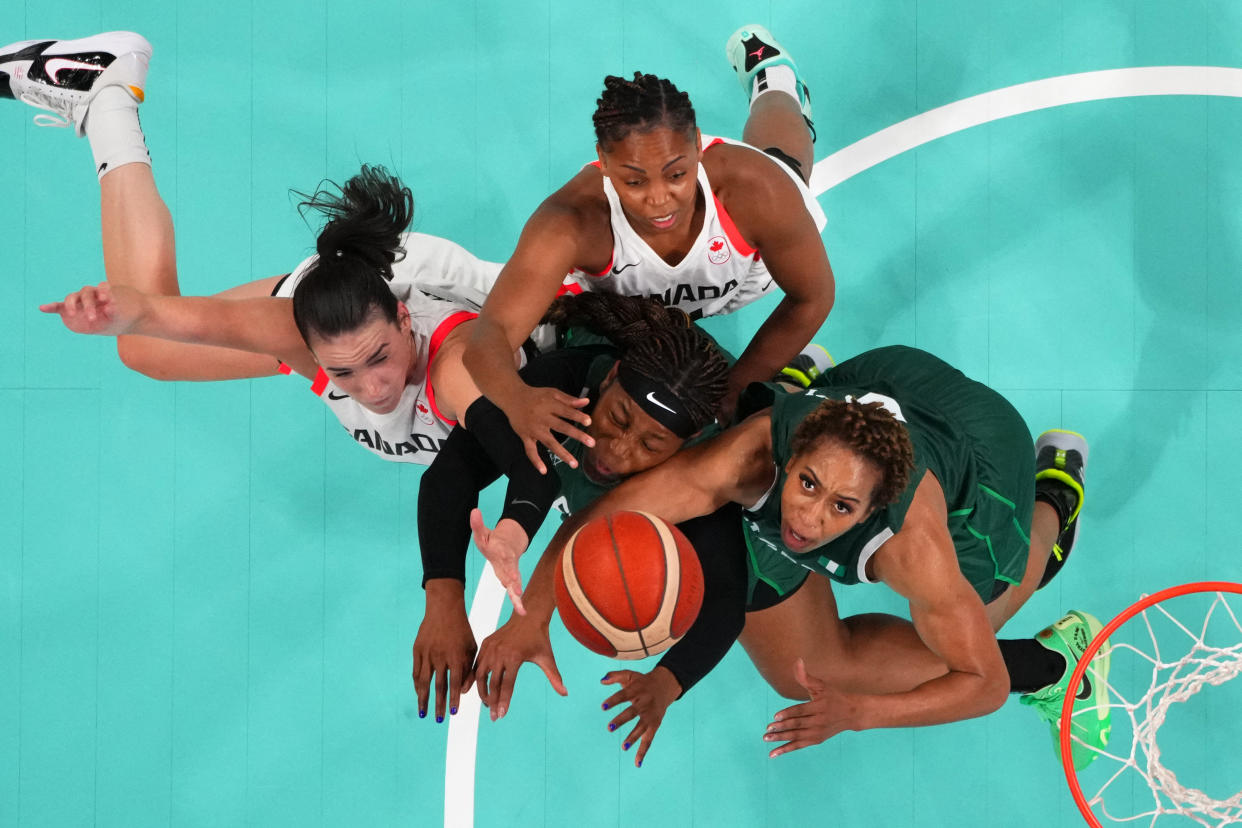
[1061, 581, 1242, 827]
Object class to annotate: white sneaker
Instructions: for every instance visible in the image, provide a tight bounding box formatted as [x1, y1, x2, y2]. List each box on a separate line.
[0, 31, 151, 135]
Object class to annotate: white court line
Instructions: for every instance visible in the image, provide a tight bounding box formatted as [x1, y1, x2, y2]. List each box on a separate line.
[809, 66, 1242, 195]
[444, 563, 507, 828]
[443, 65, 1242, 828]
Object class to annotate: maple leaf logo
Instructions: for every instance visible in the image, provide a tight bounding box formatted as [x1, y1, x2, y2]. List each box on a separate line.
[710, 239, 724, 252]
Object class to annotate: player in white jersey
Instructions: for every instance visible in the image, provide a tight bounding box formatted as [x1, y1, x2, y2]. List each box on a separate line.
[563, 132, 827, 318]
[3, 31, 532, 467]
[465, 24, 835, 473]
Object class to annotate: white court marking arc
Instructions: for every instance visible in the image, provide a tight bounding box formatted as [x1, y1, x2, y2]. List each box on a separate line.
[443, 66, 1242, 828]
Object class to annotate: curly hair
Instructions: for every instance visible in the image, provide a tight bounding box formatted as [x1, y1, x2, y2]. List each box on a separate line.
[789, 398, 915, 507]
[592, 72, 697, 151]
[542, 292, 727, 433]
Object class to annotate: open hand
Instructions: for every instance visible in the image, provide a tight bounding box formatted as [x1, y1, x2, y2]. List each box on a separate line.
[763, 659, 860, 758]
[600, 666, 681, 768]
[474, 614, 567, 720]
[503, 384, 593, 474]
[469, 510, 528, 615]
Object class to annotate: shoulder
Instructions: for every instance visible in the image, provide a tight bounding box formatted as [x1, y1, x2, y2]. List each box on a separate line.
[702, 142, 800, 207]
[427, 318, 481, 421]
[686, 410, 776, 502]
[534, 165, 609, 228]
[867, 470, 953, 586]
[516, 166, 612, 262]
[702, 142, 818, 255]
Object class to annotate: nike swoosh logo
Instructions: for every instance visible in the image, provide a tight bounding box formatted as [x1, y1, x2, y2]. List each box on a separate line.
[45, 57, 104, 84]
[508, 499, 539, 510]
[327, 391, 350, 400]
[611, 261, 639, 275]
[645, 391, 676, 414]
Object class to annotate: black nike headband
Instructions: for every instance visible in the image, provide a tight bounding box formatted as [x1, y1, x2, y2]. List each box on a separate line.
[616, 363, 698, 439]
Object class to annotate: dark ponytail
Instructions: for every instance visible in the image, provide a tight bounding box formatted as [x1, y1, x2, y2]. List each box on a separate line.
[543, 292, 728, 432]
[289, 165, 414, 343]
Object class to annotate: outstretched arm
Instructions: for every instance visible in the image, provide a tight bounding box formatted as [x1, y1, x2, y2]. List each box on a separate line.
[763, 473, 1009, 756]
[473, 416, 772, 718]
[464, 179, 602, 471]
[41, 281, 316, 377]
[600, 502, 750, 766]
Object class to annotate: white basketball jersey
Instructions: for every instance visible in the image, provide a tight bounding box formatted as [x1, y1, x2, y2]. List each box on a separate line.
[564, 135, 827, 319]
[275, 233, 488, 464]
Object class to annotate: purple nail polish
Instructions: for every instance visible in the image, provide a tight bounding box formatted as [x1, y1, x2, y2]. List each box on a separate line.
[601, 703, 610, 711]
[450, 707, 457, 715]
[419, 710, 426, 719]
[637, 759, 643, 768]
[608, 723, 616, 732]
[623, 742, 631, 750]
[436, 715, 444, 723]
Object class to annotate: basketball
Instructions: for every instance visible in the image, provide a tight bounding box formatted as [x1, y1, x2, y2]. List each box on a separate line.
[554, 510, 705, 660]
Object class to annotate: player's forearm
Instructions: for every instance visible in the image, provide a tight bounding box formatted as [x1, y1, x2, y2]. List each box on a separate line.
[519, 535, 564, 626]
[418, 427, 499, 585]
[463, 316, 531, 416]
[137, 294, 297, 357]
[853, 668, 1009, 731]
[728, 293, 831, 398]
[656, 507, 748, 696]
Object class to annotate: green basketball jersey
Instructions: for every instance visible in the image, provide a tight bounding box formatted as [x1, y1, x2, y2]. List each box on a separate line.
[550, 328, 731, 517]
[742, 345, 1035, 603]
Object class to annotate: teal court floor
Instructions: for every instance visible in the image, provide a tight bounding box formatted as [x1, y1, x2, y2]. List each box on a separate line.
[2, 1, 1242, 825]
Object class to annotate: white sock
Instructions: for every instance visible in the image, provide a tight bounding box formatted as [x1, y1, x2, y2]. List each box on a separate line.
[83, 86, 150, 181]
[750, 64, 800, 108]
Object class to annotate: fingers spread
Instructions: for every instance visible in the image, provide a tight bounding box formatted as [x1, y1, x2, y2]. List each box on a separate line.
[606, 706, 637, 733]
[632, 726, 657, 768]
[534, 653, 568, 696]
[601, 687, 629, 711]
[543, 436, 578, 469]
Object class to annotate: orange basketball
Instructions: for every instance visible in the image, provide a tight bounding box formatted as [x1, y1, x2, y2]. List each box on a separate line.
[554, 510, 704, 660]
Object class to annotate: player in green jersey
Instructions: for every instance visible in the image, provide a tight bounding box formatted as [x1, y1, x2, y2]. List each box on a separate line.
[479, 345, 1110, 770]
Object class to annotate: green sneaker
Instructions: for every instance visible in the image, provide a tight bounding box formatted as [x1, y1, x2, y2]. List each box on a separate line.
[1034, 429, 1088, 589]
[778, 343, 834, 387]
[725, 24, 814, 134]
[1019, 610, 1112, 770]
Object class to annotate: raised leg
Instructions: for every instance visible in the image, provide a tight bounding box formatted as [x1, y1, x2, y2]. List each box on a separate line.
[725, 24, 815, 182]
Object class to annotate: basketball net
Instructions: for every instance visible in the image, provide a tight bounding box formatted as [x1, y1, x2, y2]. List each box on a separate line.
[1062, 582, 1242, 827]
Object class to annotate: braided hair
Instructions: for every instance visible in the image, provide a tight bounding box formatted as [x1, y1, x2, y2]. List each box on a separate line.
[289, 165, 414, 344]
[543, 292, 727, 433]
[592, 72, 697, 151]
[789, 399, 915, 507]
